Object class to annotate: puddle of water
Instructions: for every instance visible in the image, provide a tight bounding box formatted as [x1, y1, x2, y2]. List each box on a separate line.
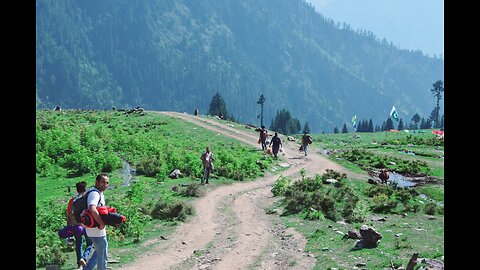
[388, 172, 416, 187]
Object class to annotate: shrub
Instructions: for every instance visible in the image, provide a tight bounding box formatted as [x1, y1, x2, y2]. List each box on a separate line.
[173, 183, 202, 197]
[136, 156, 162, 177]
[151, 199, 193, 221]
[371, 193, 397, 213]
[424, 202, 437, 215]
[272, 175, 292, 197]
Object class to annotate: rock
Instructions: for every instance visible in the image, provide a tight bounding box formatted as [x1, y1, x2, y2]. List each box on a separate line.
[420, 258, 444, 270]
[354, 225, 382, 248]
[371, 216, 388, 222]
[325, 179, 338, 184]
[169, 169, 182, 179]
[346, 230, 362, 239]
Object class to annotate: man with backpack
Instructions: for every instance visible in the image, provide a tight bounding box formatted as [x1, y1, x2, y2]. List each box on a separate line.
[301, 131, 313, 156]
[259, 126, 268, 151]
[200, 147, 215, 184]
[65, 181, 93, 269]
[82, 173, 110, 270]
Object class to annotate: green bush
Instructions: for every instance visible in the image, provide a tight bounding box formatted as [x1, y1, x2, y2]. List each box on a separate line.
[424, 202, 437, 215]
[272, 175, 292, 197]
[371, 193, 398, 213]
[151, 199, 193, 221]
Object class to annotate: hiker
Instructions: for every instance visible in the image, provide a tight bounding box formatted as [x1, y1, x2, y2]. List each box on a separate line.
[301, 131, 313, 156]
[194, 108, 199, 115]
[66, 181, 93, 269]
[200, 147, 215, 184]
[83, 173, 110, 270]
[259, 126, 268, 151]
[379, 169, 390, 184]
[269, 132, 283, 159]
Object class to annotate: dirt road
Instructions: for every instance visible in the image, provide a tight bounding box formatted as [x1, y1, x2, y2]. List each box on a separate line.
[118, 112, 367, 270]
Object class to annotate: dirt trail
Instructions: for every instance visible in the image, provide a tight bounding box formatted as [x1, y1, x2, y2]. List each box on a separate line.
[118, 112, 368, 270]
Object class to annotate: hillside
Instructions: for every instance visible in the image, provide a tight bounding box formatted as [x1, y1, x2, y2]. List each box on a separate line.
[36, 110, 444, 269]
[36, 0, 444, 132]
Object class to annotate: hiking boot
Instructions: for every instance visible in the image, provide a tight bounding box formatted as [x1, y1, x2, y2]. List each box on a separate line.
[79, 258, 87, 267]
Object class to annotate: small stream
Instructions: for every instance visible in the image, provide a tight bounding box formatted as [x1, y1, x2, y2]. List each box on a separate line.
[387, 172, 417, 187]
[121, 160, 136, 187]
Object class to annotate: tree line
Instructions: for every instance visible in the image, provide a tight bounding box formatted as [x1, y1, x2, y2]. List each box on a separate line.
[209, 79, 444, 135]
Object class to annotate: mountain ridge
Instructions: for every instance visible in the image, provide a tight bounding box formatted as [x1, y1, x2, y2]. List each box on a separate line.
[36, 0, 444, 132]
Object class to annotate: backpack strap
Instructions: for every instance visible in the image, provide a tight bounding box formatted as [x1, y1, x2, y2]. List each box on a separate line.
[85, 189, 102, 208]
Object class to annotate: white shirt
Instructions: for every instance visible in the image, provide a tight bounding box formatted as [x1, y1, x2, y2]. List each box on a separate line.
[84, 187, 106, 237]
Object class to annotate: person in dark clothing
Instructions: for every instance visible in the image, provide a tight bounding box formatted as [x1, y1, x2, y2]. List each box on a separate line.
[259, 126, 268, 151]
[269, 132, 283, 159]
[200, 147, 215, 184]
[65, 181, 93, 268]
[301, 131, 313, 156]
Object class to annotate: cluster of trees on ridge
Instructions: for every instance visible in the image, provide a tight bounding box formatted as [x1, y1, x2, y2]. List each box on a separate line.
[207, 80, 444, 135]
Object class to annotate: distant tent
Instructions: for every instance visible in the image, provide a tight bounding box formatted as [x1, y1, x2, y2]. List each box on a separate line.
[432, 130, 444, 136]
[389, 129, 399, 132]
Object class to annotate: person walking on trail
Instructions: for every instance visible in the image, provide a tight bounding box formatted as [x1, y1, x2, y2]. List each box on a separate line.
[269, 132, 283, 159]
[301, 131, 313, 156]
[83, 173, 109, 270]
[201, 147, 215, 184]
[259, 126, 268, 151]
[66, 181, 93, 269]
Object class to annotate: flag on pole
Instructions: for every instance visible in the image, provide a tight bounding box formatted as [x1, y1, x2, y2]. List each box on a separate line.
[351, 115, 357, 130]
[390, 106, 399, 121]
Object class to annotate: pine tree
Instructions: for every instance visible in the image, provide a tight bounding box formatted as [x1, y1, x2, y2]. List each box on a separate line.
[270, 108, 301, 135]
[430, 80, 444, 128]
[397, 119, 404, 130]
[342, 123, 348, 133]
[208, 92, 229, 120]
[411, 113, 421, 130]
[333, 127, 339, 133]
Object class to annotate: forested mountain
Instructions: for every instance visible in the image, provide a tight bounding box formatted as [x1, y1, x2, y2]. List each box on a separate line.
[36, 0, 444, 133]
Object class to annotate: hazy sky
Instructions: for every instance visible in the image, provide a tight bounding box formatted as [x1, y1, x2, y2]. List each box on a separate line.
[304, 0, 444, 58]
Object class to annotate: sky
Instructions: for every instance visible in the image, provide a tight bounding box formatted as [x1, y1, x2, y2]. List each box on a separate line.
[304, 0, 444, 58]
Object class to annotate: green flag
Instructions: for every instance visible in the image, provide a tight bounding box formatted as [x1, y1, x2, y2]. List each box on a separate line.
[390, 106, 399, 121]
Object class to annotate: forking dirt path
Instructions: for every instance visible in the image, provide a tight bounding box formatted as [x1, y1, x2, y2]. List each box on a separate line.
[118, 111, 369, 270]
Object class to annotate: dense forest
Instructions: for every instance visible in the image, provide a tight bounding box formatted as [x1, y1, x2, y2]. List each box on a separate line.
[36, 0, 444, 133]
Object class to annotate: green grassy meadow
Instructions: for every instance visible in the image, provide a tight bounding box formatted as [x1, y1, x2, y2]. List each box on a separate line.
[35, 110, 274, 268]
[36, 110, 444, 269]
[281, 130, 444, 269]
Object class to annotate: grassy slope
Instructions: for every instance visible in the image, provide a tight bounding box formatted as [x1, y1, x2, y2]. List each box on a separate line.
[286, 130, 444, 269]
[36, 111, 444, 269]
[35, 110, 275, 269]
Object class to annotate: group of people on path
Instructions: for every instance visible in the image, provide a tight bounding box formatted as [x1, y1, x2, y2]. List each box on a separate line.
[258, 126, 313, 158]
[62, 173, 110, 270]
[60, 124, 313, 269]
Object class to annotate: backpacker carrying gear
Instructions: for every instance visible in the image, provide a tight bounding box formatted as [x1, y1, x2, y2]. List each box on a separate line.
[81, 206, 126, 228]
[72, 189, 101, 223]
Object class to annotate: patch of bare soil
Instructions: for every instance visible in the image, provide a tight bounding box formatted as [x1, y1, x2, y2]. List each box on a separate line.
[117, 112, 367, 270]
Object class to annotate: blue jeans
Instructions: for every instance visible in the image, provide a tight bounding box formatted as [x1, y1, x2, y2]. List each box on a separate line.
[303, 144, 308, 156]
[75, 233, 93, 264]
[202, 167, 211, 183]
[84, 235, 108, 270]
